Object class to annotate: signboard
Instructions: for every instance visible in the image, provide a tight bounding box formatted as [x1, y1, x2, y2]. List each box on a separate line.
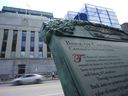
[60, 37, 128, 96]
[42, 20, 128, 96]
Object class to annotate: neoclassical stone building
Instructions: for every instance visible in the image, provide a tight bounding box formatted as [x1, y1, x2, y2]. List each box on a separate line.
[0, 6, 56, 80]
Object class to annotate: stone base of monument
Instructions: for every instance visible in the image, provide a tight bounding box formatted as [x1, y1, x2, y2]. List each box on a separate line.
[42, 20, 128, 96]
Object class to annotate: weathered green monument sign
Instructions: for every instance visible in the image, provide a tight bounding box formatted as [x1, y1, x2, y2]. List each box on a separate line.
[42, 20, 128, 96]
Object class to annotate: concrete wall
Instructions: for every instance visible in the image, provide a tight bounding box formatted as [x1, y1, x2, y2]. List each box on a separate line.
[0, 58, 56, 80]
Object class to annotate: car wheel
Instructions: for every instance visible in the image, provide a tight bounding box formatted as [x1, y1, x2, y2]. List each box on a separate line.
[35, 79, 42, 84]
[14, 81, 22, 85]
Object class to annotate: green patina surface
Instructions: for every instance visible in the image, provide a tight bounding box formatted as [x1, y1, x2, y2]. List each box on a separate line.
[42, 20, 128, 96]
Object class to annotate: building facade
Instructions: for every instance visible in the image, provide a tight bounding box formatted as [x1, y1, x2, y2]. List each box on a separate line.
[121, 23, 128, 33]
[65, 3, 121, 29]
[0, 6, 56, 80]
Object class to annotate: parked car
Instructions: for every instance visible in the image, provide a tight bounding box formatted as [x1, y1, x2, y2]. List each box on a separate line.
[11, 74, 44, 85]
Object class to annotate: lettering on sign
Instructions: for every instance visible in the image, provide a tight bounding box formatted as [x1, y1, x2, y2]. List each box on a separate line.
[62, 38, 128, 96]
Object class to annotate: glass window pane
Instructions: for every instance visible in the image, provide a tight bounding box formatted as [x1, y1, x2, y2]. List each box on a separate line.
[108, 11, 116, 16]
[100, 18, 110, 23]
[20, 52, 25, 57]
[87, 7, 97, 12]
[111, 19, 119, 24]
[31, 31, 35, 37]
[86, 4, 96, 9]
[99, 14, 109, 18]
[30, 42, 34, 47]
[21, 47, 25, 51]
[38, 52, 43, 58]
[39, 47, 42, 52]
[109, 16, 118, 20]
[39, 42, 43, 47]
[30, 52, 34, 58]
[3, 29, 9, 40]
[31, 37, 34, 41]
[0, 52, 5, 58]
[98, 9, 107, 15]
[39, 32, 43, 42]
[88, 11, 98, 16]
[21, 41, 26, 47]
[11, 52, 16, 58]
[22, 31, 26, 37]
[30, 47, 34, 51]
[88, 16, 100, 21]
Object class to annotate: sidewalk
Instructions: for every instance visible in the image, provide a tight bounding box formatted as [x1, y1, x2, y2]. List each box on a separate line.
[0, 80, 10, 84]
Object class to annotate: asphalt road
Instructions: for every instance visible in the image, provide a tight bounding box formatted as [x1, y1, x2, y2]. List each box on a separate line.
[0, 80, 64, 96]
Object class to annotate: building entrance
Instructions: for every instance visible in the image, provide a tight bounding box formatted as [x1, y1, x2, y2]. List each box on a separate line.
[18, 64, 25, 76]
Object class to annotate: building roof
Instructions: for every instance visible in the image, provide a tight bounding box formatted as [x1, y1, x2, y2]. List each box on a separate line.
[2, 6, 53, 18]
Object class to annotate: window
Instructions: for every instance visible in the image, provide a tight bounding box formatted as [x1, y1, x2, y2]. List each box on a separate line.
[39, 32, 43, 52]
[30, 31, 35, 52]
[111, 19, 119, 24]
[108, 11, 116, 16]
[99, 14, 109, 18]
[109, 15, 118, 20]
[0, 29, 9, 58]
[98, 9, 107, 15]
[39, 32, 43, 42]
[87, 7, 97, 12]
[30, 47, 34, 52]
[30, 52, 34, 58]
[100, 18, 110, 23]
[38, 52, 43, 58]
[88, 16, 100, 21]
[21, 31, 26, 52]
[3, 29, 8, 40]
[12, 30, 18, 51]
[88, 11, 98, 17]
[20, 52, 25, 57]
[0, 52, 5, 58]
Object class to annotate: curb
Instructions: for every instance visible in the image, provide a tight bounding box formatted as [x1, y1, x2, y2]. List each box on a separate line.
[0, 78, 59, 84]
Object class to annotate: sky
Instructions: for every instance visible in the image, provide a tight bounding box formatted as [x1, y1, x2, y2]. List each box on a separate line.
[0, 0, 127, 24]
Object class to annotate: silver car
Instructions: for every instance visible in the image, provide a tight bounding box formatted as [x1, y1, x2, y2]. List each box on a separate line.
[11, 74, 44, 85]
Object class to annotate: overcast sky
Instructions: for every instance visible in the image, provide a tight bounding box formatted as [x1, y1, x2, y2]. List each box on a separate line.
[0, 0, 127, 24]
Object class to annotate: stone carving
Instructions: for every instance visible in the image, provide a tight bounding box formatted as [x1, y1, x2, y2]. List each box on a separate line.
[22, 18, 29, 26]
[42, 20, 75, 43]
[42, 19, 127, 44]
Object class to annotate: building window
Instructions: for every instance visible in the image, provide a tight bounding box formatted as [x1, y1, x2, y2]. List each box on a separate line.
[30, 52, 34, 58]
[12, 30, 18, 52]
[20, 52, 25, 57]
[0, 29, 9, 58]
[38, 32, 43, 52]
[0, 52, 5, 58]
[21, 31, 26, 58]
[38, 52, 43, 58]
[30, 31, 35, 52]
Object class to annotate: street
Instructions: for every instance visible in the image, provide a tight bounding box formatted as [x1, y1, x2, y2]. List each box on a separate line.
[0, 80, 64, 96]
